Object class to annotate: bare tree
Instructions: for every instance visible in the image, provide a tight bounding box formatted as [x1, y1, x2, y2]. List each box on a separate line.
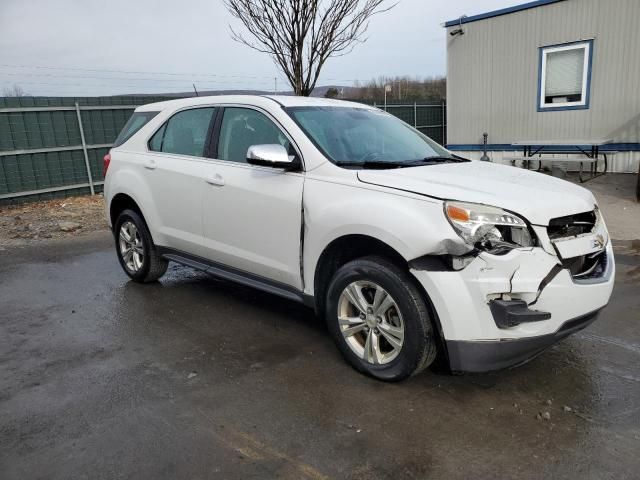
[224, 0, 395, 96]
[350, 75, 446, 102]
[2, 84, 27, 97]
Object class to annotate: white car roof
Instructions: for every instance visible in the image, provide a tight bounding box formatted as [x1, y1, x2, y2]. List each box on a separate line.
[135, 95, 376, 113]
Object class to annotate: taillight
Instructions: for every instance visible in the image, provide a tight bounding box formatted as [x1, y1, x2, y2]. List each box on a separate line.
[103, 152, 111, 177]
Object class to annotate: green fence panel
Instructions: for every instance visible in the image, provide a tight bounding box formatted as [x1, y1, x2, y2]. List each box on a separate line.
[1, 95, 446, 204]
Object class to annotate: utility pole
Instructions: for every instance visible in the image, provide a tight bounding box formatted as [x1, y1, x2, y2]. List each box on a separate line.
[384, 84, 391, 111]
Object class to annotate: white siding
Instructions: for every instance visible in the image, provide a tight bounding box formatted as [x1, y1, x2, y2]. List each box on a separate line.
[446, 0, 640, 147]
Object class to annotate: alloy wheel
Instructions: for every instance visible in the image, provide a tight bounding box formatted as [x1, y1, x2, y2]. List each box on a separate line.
[337, 281, 405, 365]
[119, 221, 144, 273]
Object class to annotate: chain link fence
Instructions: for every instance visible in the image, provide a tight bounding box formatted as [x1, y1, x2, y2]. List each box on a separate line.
[0, 96, 446, 204]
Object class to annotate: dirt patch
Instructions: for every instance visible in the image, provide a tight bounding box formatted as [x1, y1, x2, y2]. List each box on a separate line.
[0, 195, 108, 248]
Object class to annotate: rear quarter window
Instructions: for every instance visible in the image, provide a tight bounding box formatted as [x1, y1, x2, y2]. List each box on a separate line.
[113, 111, 159, 147]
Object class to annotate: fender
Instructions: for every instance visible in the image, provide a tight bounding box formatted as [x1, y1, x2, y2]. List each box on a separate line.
[105, 164, 168, 247]
[302, 178, 467, 295]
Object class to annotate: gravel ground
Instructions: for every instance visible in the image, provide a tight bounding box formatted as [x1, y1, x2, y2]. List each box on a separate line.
[0, 195, 108, 248]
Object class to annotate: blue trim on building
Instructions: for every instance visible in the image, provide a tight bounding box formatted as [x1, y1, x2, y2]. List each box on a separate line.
[447, 143, 640, 152]
[444, 0, 567, 28]
[537, 39, 594, 112]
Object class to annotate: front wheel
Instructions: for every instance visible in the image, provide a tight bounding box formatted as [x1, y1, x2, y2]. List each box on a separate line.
[325, 256, 438, 381]
[114, 209, 168, 283]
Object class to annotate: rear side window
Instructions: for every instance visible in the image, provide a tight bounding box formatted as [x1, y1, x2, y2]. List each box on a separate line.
[149, 107, 216, 157]
[113, 111, 159, 147]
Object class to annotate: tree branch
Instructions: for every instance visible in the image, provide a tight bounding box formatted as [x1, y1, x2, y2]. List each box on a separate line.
[224, 0, 396, 95]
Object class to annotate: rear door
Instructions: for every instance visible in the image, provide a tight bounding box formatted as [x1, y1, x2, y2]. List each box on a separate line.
[144, 107, 217, 256]
[201, 106, 305, 289]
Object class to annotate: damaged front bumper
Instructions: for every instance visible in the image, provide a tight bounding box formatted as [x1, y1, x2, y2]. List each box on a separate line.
[445, 309, 602, 372]
[410, 229, 615, 373]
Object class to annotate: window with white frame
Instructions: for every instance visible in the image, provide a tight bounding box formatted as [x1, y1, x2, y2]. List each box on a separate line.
[539, 40, 593, 110]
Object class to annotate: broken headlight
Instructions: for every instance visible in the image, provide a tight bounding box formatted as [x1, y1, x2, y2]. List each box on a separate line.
[444, 201, 534, 253]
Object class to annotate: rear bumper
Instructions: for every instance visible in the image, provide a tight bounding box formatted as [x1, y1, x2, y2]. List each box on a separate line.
[445, 309, 601, 372]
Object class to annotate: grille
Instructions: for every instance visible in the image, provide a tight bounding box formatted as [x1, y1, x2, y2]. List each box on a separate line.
[548, 209, 607, 281]
[547, 210, 596, 240]
[562, 250, 608, 280]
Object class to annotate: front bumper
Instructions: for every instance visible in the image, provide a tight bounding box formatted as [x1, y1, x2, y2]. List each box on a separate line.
[410, 239, 614, 372]
[446, 309, 600, 372]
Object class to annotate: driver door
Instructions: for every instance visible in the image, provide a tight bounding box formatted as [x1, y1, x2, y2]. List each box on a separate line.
[201, 106, 304, 289]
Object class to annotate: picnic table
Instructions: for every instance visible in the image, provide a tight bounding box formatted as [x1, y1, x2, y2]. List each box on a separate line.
[508, 139, 612, 183]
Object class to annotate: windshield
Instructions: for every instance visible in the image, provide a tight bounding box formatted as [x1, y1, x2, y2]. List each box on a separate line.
[285, 106, 455, 167]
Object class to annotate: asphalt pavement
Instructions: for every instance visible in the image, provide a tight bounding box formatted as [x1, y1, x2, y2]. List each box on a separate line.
[1, 232, 639, 479]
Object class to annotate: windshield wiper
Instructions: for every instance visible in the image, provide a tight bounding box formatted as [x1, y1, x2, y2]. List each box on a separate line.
[335, 156, 467, 169]
[334, 160, 410, 169]
[419, 155, 466, 163]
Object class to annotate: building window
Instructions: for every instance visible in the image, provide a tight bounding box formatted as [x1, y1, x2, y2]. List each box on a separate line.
[538, 40, 593, 111]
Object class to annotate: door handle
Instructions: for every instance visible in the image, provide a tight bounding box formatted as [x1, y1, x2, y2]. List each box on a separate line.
[144, 159, 157, 170]
[205, 173, 225, 186]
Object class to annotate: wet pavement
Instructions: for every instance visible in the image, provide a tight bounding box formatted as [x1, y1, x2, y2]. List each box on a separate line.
[1, 232, 639, 479]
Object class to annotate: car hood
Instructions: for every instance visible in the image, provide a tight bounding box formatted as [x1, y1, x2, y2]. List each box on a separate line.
[357, 161, 596, 225]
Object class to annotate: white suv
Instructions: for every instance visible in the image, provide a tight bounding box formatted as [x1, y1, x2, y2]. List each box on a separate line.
[104, 95, 614, 381]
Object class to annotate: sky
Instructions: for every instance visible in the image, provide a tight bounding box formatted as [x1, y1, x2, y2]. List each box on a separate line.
[0, 0, 516, 96]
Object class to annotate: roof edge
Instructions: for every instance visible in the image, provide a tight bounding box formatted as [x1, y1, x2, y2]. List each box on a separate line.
[444, 0, 567, 28]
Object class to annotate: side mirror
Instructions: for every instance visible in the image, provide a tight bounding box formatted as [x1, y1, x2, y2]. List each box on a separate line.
[246, 144, 296, 169]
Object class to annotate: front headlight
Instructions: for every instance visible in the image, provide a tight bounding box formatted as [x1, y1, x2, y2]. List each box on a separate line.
[444, 201, 534, 252]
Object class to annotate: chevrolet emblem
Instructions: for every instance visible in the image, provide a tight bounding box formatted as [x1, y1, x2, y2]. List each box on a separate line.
[592, 234, 605, 250]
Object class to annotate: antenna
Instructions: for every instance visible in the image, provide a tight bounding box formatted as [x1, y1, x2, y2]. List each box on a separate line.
[192, 83, 199, 97]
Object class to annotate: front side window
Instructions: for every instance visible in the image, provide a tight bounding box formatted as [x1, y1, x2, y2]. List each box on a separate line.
[217, 107, 291, 163]
[149, 107, 216, 157]
[286, 106, 454, 167]
[539, 40, 593, 111]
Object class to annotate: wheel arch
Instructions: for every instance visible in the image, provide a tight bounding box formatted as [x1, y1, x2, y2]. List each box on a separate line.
[108, 191, 163, 247]
[106, 163, 164, 240]
[110, 192, 144, 230]
[312, 234, 408, 316]
[311, 233, 450, 368]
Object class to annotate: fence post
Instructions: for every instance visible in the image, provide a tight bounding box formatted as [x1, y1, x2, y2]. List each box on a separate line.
[75, 102, 95, 195]
[441, 100, 446, 145]
[413, 102, 417, 128]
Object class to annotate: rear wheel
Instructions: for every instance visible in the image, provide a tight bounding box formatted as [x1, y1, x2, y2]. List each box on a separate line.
[325, 256, 437, 381]
[114, 209, 167, 283]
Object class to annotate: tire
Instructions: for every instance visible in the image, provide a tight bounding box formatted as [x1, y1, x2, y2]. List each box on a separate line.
[325, 256, 438, 382]
[114, 209, 168, 283]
